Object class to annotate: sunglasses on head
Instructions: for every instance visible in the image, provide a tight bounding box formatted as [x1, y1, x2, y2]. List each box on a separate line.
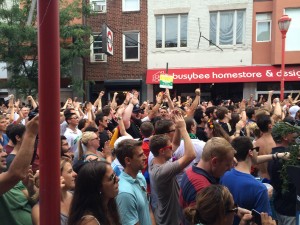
[226, 203, 238, 214]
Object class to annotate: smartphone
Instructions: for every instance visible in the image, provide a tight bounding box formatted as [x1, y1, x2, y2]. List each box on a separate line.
[251, 209, 262, 225]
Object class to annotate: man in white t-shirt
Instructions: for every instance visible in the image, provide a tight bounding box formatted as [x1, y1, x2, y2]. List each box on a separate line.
[63, 113, 82, 158]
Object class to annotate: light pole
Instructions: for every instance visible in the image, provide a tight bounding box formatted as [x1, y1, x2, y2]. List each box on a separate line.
[278, 15, 291, 101]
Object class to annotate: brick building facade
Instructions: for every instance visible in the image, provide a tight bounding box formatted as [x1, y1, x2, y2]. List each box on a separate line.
[84, 0, 148, 102]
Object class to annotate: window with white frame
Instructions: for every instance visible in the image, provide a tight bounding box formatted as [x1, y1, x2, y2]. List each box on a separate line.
[156, 14, 187, 48]
[210, 10, 245, 46]
[90, 34, 107, 62]
[256, 13, 271, 42]
[285, 8, 300, 51]
[122, 0, 139, 12]
[123, 32, 140, 61]
[90, 0, 106, 13]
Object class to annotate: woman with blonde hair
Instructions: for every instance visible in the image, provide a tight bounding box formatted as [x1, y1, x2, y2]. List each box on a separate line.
[32, 157, 77, 225]
[78, 131, 112, 164]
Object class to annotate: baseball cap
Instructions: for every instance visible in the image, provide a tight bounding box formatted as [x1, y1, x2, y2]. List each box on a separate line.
[289, 105, 300, 118]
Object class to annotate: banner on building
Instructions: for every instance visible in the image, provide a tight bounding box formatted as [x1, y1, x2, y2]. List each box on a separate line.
[146, 66, 300, 84]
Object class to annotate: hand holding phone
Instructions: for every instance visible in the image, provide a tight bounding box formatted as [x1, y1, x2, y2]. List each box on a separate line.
[251, 209, 262, 225]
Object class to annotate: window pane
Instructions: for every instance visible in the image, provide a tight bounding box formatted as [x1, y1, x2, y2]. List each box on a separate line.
[219, 11, 233, 45]
[125, 47, 138, 59]
[180, 15, 187, 47]
[124, 0, 139, 11]
[165, 15, 178, 48]
[285, 8, 300, 51]
[156, 16, 162, 48]
[236, 10, 244, 44]
[125, 33, 138, 47]
[125, 32, 138, 59]
[210, 12, 217, 45]
[257, 21, 270, 41]
[93, 34, 102, 53]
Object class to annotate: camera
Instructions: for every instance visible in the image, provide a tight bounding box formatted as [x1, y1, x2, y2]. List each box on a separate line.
[28, 107, 39, 121]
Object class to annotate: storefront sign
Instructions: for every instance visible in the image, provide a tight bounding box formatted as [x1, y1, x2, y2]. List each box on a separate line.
[146, 66, 300, 84]
[159, 74, 173, 89]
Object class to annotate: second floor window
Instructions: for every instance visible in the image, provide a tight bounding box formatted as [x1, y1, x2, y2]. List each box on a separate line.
[123, 32, 140, 61]
[156, 14, 188, 48]
[210, 10, 245, 46]
[90, 34, 107, 62]
[122, 0, 139, 12]
[90, 0, 106, 13]
[256, 13, 271, 42]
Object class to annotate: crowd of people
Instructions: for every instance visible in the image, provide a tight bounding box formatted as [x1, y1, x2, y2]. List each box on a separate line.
[0, 88, 299, 225]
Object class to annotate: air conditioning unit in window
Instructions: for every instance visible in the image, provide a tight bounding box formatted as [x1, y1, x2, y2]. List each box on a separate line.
[94, 53, 105, 61]
[93, 4, 105, 12]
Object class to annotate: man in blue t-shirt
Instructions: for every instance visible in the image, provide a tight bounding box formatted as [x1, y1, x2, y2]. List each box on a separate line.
[115, 139, 154, 225]
[221, 136, 271, 225]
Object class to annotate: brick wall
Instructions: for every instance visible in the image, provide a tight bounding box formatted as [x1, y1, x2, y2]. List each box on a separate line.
[85, 0, 148, 81]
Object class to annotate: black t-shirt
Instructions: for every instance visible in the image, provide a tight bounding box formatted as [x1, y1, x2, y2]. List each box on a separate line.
[98, 130, 109, 151]
[126, 118, 142, 139]
[268, 146, 296, 216]
[196, 127, 208, 142]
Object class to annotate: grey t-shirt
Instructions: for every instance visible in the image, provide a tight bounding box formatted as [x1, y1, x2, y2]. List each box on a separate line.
[149, 160, 182, 225]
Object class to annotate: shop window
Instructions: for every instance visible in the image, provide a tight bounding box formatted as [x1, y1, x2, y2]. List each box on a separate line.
[285, 8, 300, 51]
[122, 0, 139, 12]
[90, 0, 106, 13]
[156, 14, 188, 48]
[90, 34, 107, 62]
[256, 13, 271, 42]
[123, 32, 140, 61]
[210, 10, 245, 46]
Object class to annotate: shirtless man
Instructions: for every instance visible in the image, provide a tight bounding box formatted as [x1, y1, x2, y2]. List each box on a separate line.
[254, 114, 275, 180]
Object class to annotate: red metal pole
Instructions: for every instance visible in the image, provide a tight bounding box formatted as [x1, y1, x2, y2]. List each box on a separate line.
[280, 32, 286, 101]
[38, 0, 60, 223]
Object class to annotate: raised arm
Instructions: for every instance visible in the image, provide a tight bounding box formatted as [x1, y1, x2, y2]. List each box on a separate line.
[0, 115, 39, 195]
[186, 88, 201, 118]
[111, 92, 118, 110]
[164, 88, 174, 110]
[27, 95, 38, 109]
[174, 112, 196, 170]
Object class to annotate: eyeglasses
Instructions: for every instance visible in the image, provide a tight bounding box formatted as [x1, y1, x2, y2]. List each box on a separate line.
[109, 173, 117, 184]
[160, 145, 172, 151]
[251, 146, 259, 152]
[226, 203, 238, 214]
[70, 116, 78, 120]
[165, 129, 175, 133]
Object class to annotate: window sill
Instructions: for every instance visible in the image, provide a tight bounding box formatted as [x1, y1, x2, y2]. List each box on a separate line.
[152, 47, 190, 53]
[206, 44, 248, 51]
[123, 60, 140, 63]
[122, 10, 140, 13]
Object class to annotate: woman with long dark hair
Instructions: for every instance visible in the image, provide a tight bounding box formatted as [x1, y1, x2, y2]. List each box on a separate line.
[68, 161, 120, 225]
[204, 120, 231, 143]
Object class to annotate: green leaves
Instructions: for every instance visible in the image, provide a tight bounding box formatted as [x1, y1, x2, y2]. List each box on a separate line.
[0, 0, 92, 98]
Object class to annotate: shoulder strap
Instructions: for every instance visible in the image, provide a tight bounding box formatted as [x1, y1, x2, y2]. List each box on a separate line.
[81, 215, 100, 225]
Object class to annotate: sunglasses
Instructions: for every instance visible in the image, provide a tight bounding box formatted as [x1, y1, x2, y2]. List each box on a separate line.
[226, 203, 238, 214]
[160, 145, 172, 151]
[251, 146, 259, 152]
[109, 173, 117, 184]
[165, 129, 175, 134]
